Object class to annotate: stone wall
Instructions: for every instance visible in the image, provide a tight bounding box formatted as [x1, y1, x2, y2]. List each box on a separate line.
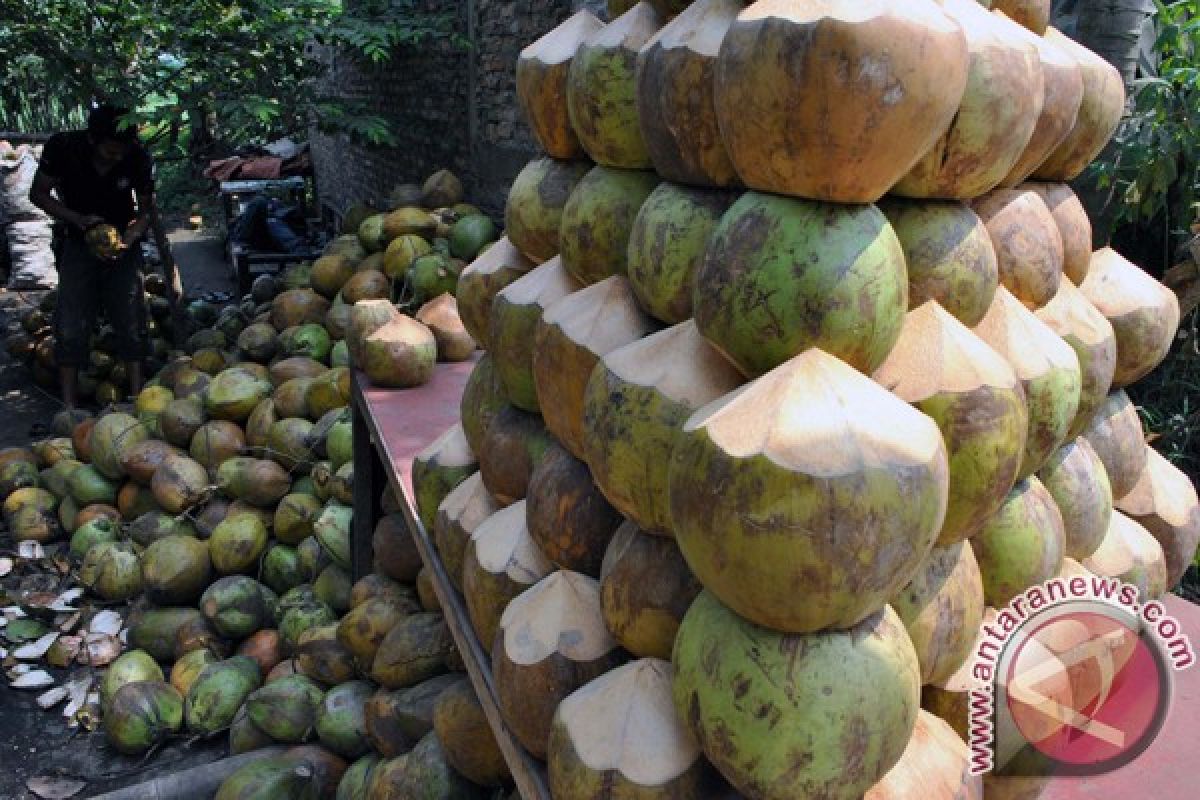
[312, 0, 607, 222]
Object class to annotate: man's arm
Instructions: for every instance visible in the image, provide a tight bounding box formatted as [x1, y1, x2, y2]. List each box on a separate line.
[28, 172, 102, 232]
[123, 188, 154, 247]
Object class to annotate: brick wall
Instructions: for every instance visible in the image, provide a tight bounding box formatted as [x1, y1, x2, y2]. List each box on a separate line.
[313, 0, 607, 222]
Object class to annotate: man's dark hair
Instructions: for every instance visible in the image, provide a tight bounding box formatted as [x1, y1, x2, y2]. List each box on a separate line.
[87, 104, 138, 144]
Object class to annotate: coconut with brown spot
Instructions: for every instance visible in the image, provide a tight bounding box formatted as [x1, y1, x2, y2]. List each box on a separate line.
[412, 423, 478, 532]
[271, 289, 330, 331]
[373, 514, 423, 584]
[865, 710, 982, 799]
[434, 472, 499, 593]
[492, 571, 624, 759]
[151, 453, 211, 514]
[456, 238, 533, 349]
[972, 477, 1066, 608]
[559, 166, 661, 286]
[972, 188, 1064, 309]
[874, 302, 1028, 544]
[1025, 183, 1092, 284]
[415, 294, 476, 362]
[362, 316, 437, 389]
[370, 612, 455, 689]
[1115, 447, 1200, 588]
[337, 597, 416, 669]
[671, 349, 949, 633]
[433, 680, 511, 787]
[1037, 437, 1113, 561]
[516, 10, 605, 158]
[505, 158, 592, 265]
[1083, 511, 1168, 601]
[346, 298, 401, 369]
[1080, 390, 1147, 500]
[476, 405, 555, 507]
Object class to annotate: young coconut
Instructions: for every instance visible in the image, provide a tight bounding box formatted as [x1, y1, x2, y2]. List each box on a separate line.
[415, 294, 476, 362]
[864, 710, 982, 800]
[973, 287, 1082, 477]
[893, 0, 1043, 200]
[105, 681, 184, 755]
[1115, 447, 1200, 587]
[476, 405, 555, 506]
[489, 256, 582, 412]
[526, 441, 624, 576]
[972, 477, 1066, 608]
[433, 472, 499, 592]
[456, 238, 533, 349]
[1031, 28, 1125, 182]
[463, 501, 554, 647]
[245, 674, 325, 743]
[119, 439, 181, 486]
[315, 680, 374, 759]
[296, 624, 358, 686]
[1080, 390, 1148, 500]
[141, 535, 213, 605]
[367, 731, 489, 800]
[362, 315, 437, 389]
[370, 612, 454, 689]
[972, 188, 1064, 309]
[1078, 247, 1180, 389]
[413, 423, 477, 532]
[188, 420, 246, 477]
[874, 302, 1028, 544]
[492, 571, 625, 759]
[673, 593, 921, 800]
[504, 158, 592, 264]
[558, 165, 661, 286]
[889, 540, 985, 686]
[516, 10, 605, 159]
[80, 540, 143, 602]
[432, 680, 510, 787]
[877, 199, 999, 327]
[599, 521, 703, 660]
[364, 674, 462, 758]
[89, 412, 150, 481]
[549, 658, 721, 798]
[635, 0, 742, 188]
[459, 353, 506, 455]
[100, 650, 165, 712]
[1037, 437, 1113, 561]
[695, 192, 907, 377]
[669, 349, 950, 633]
[346, 298, 401, 368]
[566, 2, 662, 168]
[185, 656, 263, 735]
[713, 0, 969, 203]
[1025, 183, 1092, 285]
[373, 514, 423, 583]
[1082, 511, 1168, 601]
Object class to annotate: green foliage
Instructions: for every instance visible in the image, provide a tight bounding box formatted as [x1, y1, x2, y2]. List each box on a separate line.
[1088, 0, 1200, 256]
[1129, 307, 1200, 484]
[0, 0, 459, 148]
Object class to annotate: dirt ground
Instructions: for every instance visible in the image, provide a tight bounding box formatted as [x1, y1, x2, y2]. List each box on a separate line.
[0, 227, 235, 800]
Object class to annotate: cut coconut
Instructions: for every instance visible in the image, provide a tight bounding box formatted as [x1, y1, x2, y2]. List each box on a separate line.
[635, 0, 742, 187]
[973, 287, 1082, 477]
[463, 500, 554, 647]
[505, 158, 592, 265]
[972, 188, 1064, 309]
[1115, 447, 1200, 588]
[972, 477, 1066, 608]
[526, 441, 624, 576]
[566, 2, 661, 168]
[874, 302, 1027, 544]
[347, 298, 402, 368]
[412, 424, 478, 533]
[1025, 183, 1092, 285]
[1034, 279, 1117, 438]
[713, 0, 968, 202]
[599, 521, 702, 660]
[517, 11, 606, 159]
[695, 191, 908, 378]
[489, 257, 582, 412]
[674, 593, 920, 800]
[415, 294, 476, 362]
[992, 0, 1050, 34]
[893, 0, 1043, 199]
[559, 165, 661, 286]
[626, 183, 737, 325]
[890, 540, 984, 686]
[1079, 247, 1180, 389]
[865, 710, 982, 799]
[456, 238, 533, 349]
[1031, 28, 1125, 181]
[582, 320, 744, 535]
[493, 571, 623, 759]
[878, 199, 998, 327]
[476, 405, 555, 506]
[1037, 437, 1113, 561]
[999, 22, 1083, 186]
[669, 349, 949, 633]
[362, 316, 437, 389]
[1080, 390, 1148, 500]
[1082, 511, 1168, 601]
[433, 473, 499, 593]
[549, 658, 718, 797]
[533, 276, 658, 458]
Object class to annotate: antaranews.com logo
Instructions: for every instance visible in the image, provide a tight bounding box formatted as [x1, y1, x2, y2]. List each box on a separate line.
[968, 574, 1195, 778]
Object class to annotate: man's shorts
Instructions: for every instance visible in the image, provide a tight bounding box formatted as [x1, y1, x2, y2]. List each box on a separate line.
[53, 236, 149, 368]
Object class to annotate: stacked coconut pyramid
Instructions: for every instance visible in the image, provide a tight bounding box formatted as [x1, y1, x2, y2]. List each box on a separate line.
[416, 1, 1200, 799]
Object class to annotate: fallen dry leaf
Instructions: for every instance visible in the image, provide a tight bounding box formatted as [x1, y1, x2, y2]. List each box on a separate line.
[36, 686, 68, 709]
[26, 775, 86, 799]
[17, 542, 45, 560]
[13, 631, 59, 660]
[88, 610, 122, 636]
[0, 557, 12, 577]
[58, 612, 81, 634]
[62, 676, 91, 720]
[10, 669, 54, 689]
[48, 588, 84, 613]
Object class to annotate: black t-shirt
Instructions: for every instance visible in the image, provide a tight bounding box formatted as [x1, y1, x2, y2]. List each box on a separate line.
[36, 130, 154, 235]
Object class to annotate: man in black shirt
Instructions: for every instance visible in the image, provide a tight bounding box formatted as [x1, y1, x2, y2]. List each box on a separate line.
[29, 104, 154, 408]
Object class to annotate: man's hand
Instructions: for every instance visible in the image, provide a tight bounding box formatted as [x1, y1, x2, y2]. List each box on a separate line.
[75, 213, 106, 232]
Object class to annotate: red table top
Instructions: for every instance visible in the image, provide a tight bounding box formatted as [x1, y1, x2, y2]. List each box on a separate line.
[354, 360, 1200, 799]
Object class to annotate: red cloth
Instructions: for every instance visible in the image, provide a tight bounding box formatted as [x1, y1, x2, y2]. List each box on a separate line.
[203, 155, 284, 181]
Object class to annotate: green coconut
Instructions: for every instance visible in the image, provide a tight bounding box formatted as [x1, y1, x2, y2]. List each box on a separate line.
[80, 540, 143, 602]
[268, 418, 317, 472]
[369, 612, 453, 689]
[505, 157, 592, 264]
[367, 732, 489, 800]
[315, 680, 374, 759]
[296, 624, 358, 686]
[185, 656, 263, 735]
[412, 423, 478, 532]
[215, 756, 318, 800]
[172, 649, 219, 697]
[455, 238, 532, 348]
[142, 534, 213, 605]
[40, 458, 81, 499]
[205, 368, 273, 422]
[281, 601, 338, 654]
[559, 165, 661, 286]
[281, 323, 334, 363]
[407, 253, 460, 305]
[69, 516, 120, 560]
[314, 503, 353, 570]
[201, 576, 276, 639]
[326, 418, 353, 472]
[217, 457, 292, 508]
[337, 598, 413, 668]
[459, 353, 506, 455]
[306, 369, 350, 419]
[1037, 437, 1113, 561]
[100, 650, 165, 712]
[127, 607, 204, 663]
[246, 673, 326, 743]
[314, 564, 354, 614]
[65, 463, 116, 507]
[229, 705, 276, 755]
[448, 215, 498, 262]
[264, 544, 309, 595]
[674, 593, 920, 800]
[972, 477, 1067, 608]
[276, 493, 324, 545]
[161, 397, 208, 448]
[330, 341, 350, 369]
[105, 681, 184, 755]
[357, 215, 389, 254]
[89, 412, 150, 480]
[336, 754, 380, 800]
[696, 191, 907, 377]
[210, 513, 270, 575]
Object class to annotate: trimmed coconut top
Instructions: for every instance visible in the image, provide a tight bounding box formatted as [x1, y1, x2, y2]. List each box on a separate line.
[645, 0, 743, 55]
[865, 710, 974, 800]
[496, 256, 581, 309]
[1034, 279, 1115, 349]
[685, 348, 947, 476]
[601, 320, 744, 408]
[416, 423, 475, 471]
[519, 10, 605, 64]
[999, 12, 1078, 72]
[874, 302, 1019, 399]
[943, 0, 1034, 57]
[471, 500, 554, 584]
[1046, 26, 1123, 82]
[556, 658, 700, 784]
[584, 2, 662, 52]
[366, 314, 435, 344]
[462, 236, 532, 279]
[973, 287, 1081, 381]
[1084, 511, 1162, 580]
[1026, 182, 1081, 214]
[1080, 247, 1180, 321]
[541, 276, 657, 357]
[416, 293, 466, 331]
[499, 571, 615, 665]
[436, 472, 498, 533]
[1117, 447, 1199, 526]
[599, 520, 642, 578]
[741, 0, 963, 32]
[1058, 556, 1093, 579]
